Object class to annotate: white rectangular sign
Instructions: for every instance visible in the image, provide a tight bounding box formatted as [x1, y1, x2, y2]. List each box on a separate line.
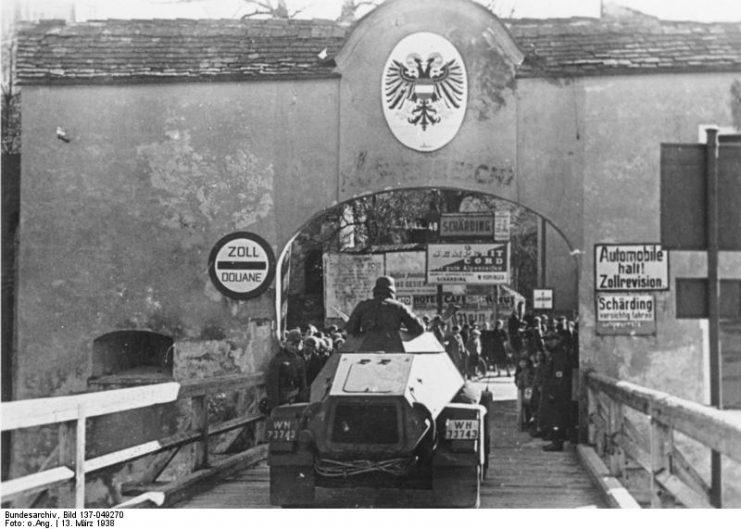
[533, 289, 553, 310]
[597, 293, 655, 322]
[596, 293, 656, 335]
[427, 243, 509, 285]
[594, 244, 669, 291]
[494, 211, 511, 241]
[439, 213, 493, 238]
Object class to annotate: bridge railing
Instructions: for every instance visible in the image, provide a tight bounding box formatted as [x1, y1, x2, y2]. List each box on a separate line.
[585, 370, 741, 508]
[1, 373, 266, 508]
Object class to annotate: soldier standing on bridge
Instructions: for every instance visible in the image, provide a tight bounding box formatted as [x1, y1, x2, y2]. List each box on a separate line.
[539, 330, 572, 452]
[465, 328, 482, 379]
[508, 301, 525, 356]
[302, 336, 325, 385]
[266, 328, 308, 413]
[344, 276, 425, 336]
[445, 325, 466, 376]
[489, 319, 511, 377]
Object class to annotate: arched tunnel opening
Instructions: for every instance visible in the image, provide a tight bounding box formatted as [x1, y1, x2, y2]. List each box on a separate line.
[276, 186, 579, 335]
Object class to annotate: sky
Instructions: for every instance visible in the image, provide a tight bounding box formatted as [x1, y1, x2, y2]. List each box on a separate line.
[56, 0, 741, 23]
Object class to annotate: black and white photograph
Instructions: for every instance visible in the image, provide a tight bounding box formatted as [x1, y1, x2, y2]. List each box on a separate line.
[1, 0, 740, 522]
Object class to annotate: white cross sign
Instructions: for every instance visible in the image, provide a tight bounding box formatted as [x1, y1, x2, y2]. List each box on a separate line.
[533, 289, 554, 310]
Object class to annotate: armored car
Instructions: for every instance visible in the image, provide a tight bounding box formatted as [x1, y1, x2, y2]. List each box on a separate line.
[266, 330, 490, 507]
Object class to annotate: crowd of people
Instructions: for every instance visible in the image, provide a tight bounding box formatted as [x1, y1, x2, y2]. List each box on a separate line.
[422, 302, 579, 451]
[510, 308, 580, 452]
[425, 316, 514, 380]
[264, 324, 349, 412]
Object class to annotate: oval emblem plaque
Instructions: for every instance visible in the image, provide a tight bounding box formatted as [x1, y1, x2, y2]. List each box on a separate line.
[382, 32, 468, 152]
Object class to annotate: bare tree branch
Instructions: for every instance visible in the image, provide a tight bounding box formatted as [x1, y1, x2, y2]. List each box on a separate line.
[241, 0, 304, 19]
[338, 0, 381, 23]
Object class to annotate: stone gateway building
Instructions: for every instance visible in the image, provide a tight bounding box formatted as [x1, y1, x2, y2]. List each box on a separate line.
[5, 0, 741, 501]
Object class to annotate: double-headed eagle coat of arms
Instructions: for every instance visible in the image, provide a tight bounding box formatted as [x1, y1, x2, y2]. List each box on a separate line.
[384, 52, 465, 131]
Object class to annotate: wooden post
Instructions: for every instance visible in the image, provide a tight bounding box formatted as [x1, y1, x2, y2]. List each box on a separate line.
[587, 385, 597, 445]
[594, 394, 607, 457]
[705, 127, 723, 508]
[58, 420, 76, 504]
[58, 421, 75, 468]
[192, 395, 209, 470]
[254, 384, 267, 444]
[75, 405, 86, 508]
[650, 417, 673, 508]
[608, 399, 625, 477]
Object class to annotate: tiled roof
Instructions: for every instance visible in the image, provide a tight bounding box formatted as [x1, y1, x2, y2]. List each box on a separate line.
[511, 17, 741, 77]
[13, 16, 741, 85]
[15, 18, 347, 84]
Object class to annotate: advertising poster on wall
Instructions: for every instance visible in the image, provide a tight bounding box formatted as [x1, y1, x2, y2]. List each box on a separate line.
[323, 253, 384, 321]
[325, 252, 473, 322]
[596, 293, 657, 335]
[409, 292, 493, 324]
[385, 251, 468, 315]
[427, 243, 510, 284]
[385, 251, 435, 307]
[448, 296, 494, 327]
[594, 243, 669, 291]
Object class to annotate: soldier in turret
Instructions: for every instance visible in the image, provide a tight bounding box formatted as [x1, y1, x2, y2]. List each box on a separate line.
[345, 276, 425, 336]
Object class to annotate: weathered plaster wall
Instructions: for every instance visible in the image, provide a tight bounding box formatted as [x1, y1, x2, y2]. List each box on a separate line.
[514, 78, 584, 313]
[575, 72, 741, 400]
[16, 79, 338, 480]
[516, 78, 584, 250]
[544, 222, 578, 315]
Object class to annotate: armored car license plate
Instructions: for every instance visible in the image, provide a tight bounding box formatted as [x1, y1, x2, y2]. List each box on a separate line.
[266, 418, 298, 442]
[444, 419, 479, 440]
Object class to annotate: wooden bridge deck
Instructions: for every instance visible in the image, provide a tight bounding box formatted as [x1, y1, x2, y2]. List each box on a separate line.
[175, 376, 607, 509]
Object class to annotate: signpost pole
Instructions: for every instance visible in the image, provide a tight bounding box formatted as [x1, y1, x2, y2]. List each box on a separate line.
[437, 285, 444, 317]
[494, 284, 499, 322]
[706, 128, 722, 508]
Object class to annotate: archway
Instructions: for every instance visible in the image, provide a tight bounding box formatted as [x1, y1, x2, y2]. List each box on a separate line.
[275, 186, 579, 337]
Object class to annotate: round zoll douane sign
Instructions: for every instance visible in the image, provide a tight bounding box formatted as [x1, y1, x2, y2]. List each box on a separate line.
[208, 232, 276, 300]
[382, 32, 468, 152]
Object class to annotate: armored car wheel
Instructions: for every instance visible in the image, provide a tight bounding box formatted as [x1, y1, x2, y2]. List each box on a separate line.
[269, 465, 316, 507]
[432, 464, 481, 508]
